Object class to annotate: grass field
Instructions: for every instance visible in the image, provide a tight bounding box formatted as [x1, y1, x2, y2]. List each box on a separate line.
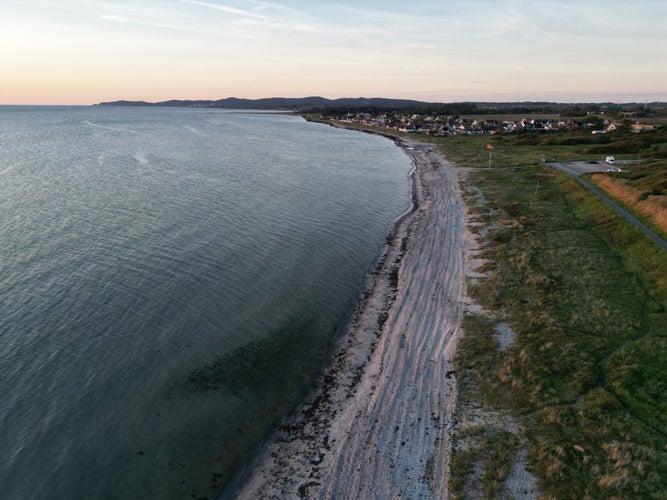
[439, 136, 667, 498]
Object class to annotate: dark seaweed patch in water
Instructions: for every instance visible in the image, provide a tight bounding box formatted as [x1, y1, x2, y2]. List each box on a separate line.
[183, 314, 326, 402]
[174, 314, 334, 498]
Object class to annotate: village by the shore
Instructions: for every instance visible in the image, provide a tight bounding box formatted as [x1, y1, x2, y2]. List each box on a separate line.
[327, 110, 657, 136]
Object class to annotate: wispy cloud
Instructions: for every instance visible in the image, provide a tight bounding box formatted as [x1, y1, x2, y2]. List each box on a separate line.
[97, 13, 192, 32]
[179, 0, 268, 20]
[252, 1, 306, 18]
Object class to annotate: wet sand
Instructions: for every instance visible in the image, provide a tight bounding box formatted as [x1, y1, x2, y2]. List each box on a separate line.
[231, 134, 468, 499]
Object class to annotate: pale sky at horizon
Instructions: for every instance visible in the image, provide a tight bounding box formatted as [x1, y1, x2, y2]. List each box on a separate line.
[1, 0, 666, 105]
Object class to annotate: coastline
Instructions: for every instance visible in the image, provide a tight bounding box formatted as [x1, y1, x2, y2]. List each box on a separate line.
[228, 127, 469, 498]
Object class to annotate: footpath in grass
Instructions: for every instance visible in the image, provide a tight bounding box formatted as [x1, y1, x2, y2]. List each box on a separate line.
[443, 142, 667, 498]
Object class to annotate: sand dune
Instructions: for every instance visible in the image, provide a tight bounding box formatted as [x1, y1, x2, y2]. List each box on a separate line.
[232, 136, 468, 499]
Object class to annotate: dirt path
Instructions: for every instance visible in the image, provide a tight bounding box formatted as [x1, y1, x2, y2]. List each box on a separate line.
[230, 137, 468, 499]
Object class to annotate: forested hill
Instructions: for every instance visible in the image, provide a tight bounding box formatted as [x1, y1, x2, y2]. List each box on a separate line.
[95, 96, 432, 110]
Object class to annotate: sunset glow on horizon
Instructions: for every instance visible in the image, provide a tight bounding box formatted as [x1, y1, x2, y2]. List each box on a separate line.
[2, 0, 666, 105]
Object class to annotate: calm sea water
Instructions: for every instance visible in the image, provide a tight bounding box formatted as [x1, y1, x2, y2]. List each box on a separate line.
[0, 106, 412, 499]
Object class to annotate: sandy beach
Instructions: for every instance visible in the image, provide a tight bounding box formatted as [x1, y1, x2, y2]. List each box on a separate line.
[230, 133, 468, 499]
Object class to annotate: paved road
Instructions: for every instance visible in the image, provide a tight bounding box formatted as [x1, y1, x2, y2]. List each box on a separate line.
[548, 162, 667, 252]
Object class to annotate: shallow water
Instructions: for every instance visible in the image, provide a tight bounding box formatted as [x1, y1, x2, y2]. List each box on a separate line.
[0, 106, 412, 499]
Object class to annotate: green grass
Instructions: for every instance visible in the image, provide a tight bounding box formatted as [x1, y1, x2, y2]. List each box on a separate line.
[440, 138, 667, 498]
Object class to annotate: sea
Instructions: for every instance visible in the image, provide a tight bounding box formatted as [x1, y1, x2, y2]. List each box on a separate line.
[0, 106, 413, 499]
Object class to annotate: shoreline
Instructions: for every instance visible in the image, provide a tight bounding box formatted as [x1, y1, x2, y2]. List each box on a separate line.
[228, 126, 469, 498]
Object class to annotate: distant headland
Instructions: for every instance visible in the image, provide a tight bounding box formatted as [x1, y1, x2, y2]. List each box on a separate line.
[95, 96, 432, 110]
[94, 97, 664, 112]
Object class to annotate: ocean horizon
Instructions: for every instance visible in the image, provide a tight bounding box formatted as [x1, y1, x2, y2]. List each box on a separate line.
[0, 106, 413, 499]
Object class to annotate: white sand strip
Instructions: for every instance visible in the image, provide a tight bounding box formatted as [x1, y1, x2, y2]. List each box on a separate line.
[232, 136, 467, 499]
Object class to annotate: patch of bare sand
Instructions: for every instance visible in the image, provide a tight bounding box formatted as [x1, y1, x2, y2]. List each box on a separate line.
[230, 137, 467, 499]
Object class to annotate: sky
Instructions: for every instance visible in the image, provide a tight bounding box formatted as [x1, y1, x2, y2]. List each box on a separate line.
[1, 0, 666, 105]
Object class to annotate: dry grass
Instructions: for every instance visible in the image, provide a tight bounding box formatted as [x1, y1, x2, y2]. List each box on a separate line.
[590, 173, 667, 236]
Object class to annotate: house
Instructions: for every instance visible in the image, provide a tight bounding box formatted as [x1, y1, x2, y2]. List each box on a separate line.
[632, 123, 657, 133]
